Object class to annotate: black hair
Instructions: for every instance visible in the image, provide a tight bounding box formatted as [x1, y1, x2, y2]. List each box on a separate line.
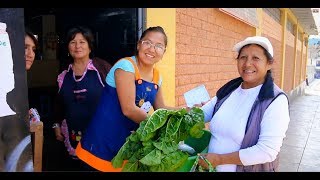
[25, 30, 38, 49]
[139, 26, 168, 47]
[66, 26, 95, 58]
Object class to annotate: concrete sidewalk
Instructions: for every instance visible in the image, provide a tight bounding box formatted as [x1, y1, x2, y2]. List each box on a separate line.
[279, 79, 320, 172]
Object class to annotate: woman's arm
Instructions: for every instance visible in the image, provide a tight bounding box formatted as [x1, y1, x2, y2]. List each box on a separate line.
[115, 68, 148, 123]
[153, 87, 216, 111]
[199, 151, 243, 168]
[53, 93, 65, 141]
[239, 94, 290, 166]
[199, 95, 290, 168]
[153, 87, 180, 110]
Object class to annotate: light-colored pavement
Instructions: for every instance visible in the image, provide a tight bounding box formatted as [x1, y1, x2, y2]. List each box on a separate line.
[279, 79, 320, 172]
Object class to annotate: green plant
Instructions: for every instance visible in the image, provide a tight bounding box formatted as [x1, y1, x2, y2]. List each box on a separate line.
[111, 107, 205, 172]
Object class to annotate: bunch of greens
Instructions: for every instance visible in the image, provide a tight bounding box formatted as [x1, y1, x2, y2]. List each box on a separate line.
[111, 107, 205, 172]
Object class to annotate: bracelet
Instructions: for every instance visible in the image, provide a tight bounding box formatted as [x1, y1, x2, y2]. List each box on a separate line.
[52, 123, 60, 129]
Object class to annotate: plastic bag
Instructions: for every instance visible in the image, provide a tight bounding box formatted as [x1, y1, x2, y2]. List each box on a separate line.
[29, 108, 41, 123]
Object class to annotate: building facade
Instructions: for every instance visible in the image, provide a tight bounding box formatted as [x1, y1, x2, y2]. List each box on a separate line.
[146, 8, 318, 106]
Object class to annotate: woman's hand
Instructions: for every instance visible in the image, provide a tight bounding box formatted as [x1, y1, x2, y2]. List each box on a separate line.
[54, 127, 64, 141]
[193, 101, 209, 108]
[184, 100, 208, 112]
[198, 153, 221, 169]
[184, 101, 209, 111]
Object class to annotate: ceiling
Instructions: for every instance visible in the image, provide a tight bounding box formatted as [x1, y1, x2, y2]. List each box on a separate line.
[290, 8, 319, 35]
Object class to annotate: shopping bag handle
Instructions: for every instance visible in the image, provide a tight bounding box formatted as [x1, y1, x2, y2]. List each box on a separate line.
[190, 154, 215, 172]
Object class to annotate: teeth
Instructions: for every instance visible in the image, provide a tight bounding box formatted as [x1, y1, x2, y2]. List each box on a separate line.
[146, 54, 154, 58]
[244, 70, 254, 73]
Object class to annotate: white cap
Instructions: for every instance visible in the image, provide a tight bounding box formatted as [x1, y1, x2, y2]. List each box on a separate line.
[233, 36, 273, 57]
[0, 22, 7, 30]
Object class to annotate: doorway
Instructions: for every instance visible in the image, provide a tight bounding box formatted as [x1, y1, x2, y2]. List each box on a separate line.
[24, 8, 142, 171]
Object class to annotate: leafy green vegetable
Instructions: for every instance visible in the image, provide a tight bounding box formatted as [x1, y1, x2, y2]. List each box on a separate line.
[111, 107, 205, 172]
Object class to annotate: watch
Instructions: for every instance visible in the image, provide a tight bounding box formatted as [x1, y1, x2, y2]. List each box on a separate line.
[52, 123, 60, 129]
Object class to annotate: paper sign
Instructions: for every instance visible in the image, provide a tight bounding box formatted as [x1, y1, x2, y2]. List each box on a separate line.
[184, 84, 210, 107]
[0, 22, 16, 117]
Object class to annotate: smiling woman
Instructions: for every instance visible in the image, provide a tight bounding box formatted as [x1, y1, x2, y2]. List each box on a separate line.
[52, 26, 112, 171]
[233, 36, 274, 89]
[198, 36, 290, 172]
[75, 26, 179, 172]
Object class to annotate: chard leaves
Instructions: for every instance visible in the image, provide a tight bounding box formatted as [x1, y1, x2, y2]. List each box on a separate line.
[112, 107, 205, 172]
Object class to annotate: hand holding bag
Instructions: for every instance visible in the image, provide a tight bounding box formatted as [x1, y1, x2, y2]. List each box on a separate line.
[190, 154, 216, 172]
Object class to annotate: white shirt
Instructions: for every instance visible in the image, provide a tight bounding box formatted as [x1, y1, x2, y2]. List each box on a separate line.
[201, 84, 290, 172]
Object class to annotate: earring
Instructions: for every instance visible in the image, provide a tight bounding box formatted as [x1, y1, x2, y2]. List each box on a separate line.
[67, 53, 70, 57]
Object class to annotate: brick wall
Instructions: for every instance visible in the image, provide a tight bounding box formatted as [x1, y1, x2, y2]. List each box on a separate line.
[295, 39, 302, 86]
[283, 31, 295, 92]
[296, 50, 302, 86]
[302, 43, 307, 81]
[261, 11, 283, 87]
[175, 8, 254, 106]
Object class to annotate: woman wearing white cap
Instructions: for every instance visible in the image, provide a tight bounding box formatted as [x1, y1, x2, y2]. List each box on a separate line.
[198, 36, 290, 172]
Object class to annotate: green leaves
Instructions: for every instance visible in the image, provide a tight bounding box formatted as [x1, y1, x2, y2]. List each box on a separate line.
[111, 107, 205, 172]
[137, 109, 174, 141]
[139, 149, 162, 166]
[190, 122, 205, 138]
[149, 151, 189, 172]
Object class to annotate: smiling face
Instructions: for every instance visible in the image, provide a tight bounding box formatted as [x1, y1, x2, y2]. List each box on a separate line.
[68, 33, 91, 61]
[237, 44, 273, 89]
[137, 31, 166, 66]
[25, 35, 36, 70]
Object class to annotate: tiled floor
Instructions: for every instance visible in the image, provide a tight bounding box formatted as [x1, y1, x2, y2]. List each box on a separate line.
[279, 80, 320, 172]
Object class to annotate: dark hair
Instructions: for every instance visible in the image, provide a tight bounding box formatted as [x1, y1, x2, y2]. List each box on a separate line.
[66, 26, 95, 58]
[139, 26, 168, 47]
[25, 30, 38, 49]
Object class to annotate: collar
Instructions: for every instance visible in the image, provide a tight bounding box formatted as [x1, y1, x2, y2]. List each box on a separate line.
[216, 72, 275, 101]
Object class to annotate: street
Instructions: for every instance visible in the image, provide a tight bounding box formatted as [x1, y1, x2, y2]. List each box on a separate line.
[279, 79, 320, 171]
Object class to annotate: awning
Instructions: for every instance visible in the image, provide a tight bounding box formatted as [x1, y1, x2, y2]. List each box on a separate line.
[290, 8, 319, 35]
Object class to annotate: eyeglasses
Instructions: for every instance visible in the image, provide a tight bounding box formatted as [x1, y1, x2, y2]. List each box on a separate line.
[141, 40, 165, 53]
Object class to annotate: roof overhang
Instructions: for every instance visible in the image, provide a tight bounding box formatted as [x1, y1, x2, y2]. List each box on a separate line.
[290, 8, 319, 35]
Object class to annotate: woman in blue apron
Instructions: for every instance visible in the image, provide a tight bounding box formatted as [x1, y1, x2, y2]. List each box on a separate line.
[76, 26, 176, 172]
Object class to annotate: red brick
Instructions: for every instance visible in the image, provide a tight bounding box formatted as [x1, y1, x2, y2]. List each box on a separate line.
[186, 8, 198, 18]
[191, 17, 202, 28]
[176, 23, 187, 34]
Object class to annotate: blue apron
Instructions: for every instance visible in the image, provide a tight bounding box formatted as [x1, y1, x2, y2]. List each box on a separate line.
[76, 57, 160, 171]
[59, 67, 104, 154]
